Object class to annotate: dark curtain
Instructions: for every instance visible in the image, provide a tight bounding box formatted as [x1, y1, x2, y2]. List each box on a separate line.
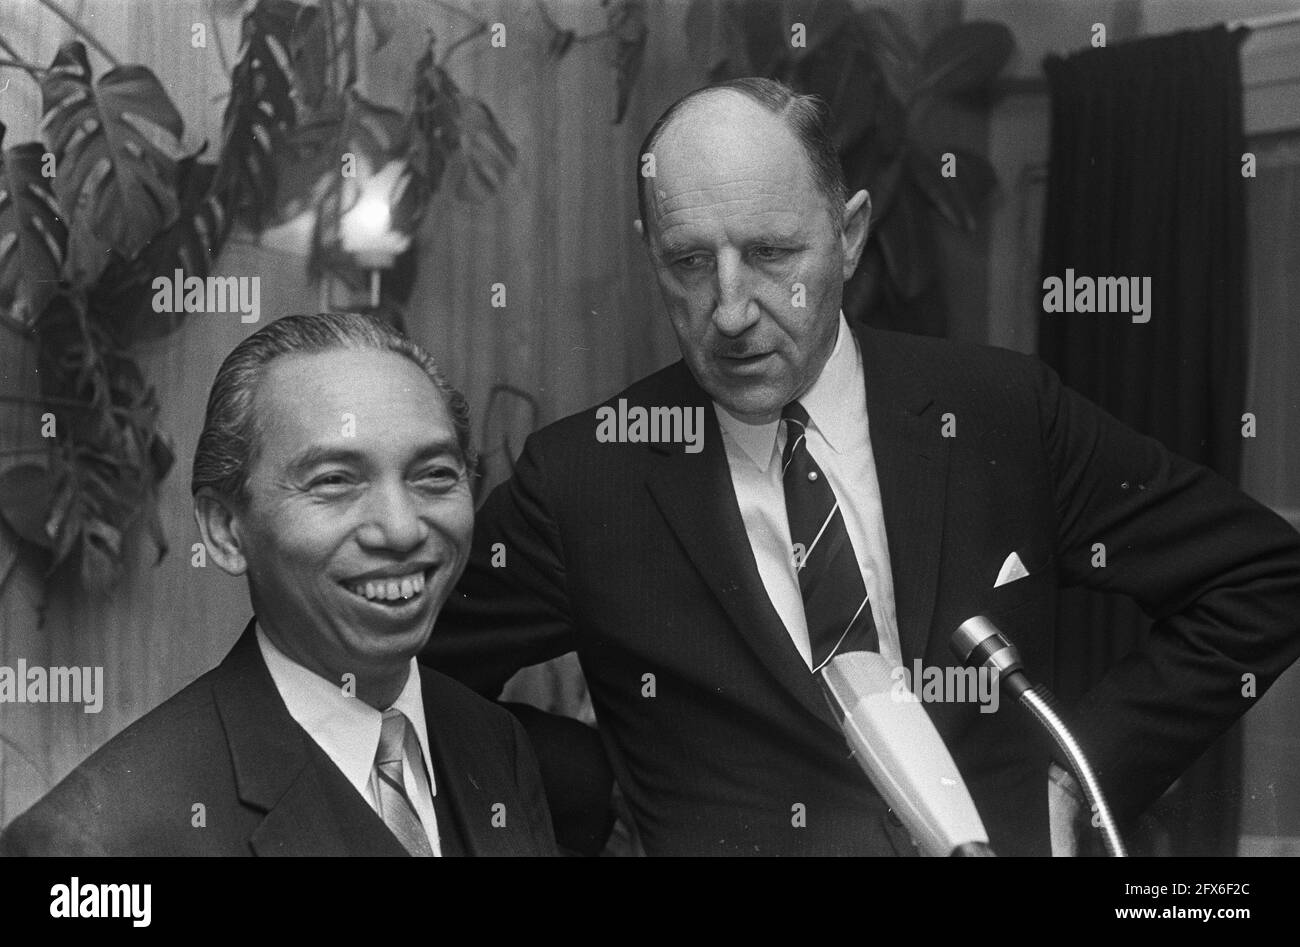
[1038, 26, 1248, 856]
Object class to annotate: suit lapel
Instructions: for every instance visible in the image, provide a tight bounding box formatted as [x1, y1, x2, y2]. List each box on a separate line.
[642, 329, 953, 709]
[247, 760, 405, 857]
[643, 366, 840, 729]
[858, 328, 950, 666]
[211, 622, 407, 857]
[419, 668, 526, 856]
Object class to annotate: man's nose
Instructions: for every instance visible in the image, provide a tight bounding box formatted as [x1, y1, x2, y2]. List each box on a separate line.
[356, 480, 428, 552]
[711, 253, 760, 336]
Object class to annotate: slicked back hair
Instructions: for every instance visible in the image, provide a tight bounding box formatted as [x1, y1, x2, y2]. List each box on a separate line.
[635, 77, 848, 236]
[191, 312, 475, 505]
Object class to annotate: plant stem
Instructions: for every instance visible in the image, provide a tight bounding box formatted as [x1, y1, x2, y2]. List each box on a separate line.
[0, 60, 45, 77]
[430, 0, 492, 30]
[208, 1, 231, 76]
[347, 0, 359, 88]
[533, 0, 561, 33]
[0, 34, 43, 75]
[35, 0, 122, 67]
[439, 23, 489, 65]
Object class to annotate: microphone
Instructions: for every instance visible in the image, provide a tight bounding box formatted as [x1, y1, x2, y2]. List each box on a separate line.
[820, 650, 994, 856]
[951, 616, 1127, 857]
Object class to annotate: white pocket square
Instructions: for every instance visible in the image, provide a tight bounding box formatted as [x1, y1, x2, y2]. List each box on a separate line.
[994, 551, 1030, 588]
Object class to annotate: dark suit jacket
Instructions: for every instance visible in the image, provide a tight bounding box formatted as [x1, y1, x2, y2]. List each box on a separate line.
[425, 326, 1300, 856]
[0, 622, 557, 856]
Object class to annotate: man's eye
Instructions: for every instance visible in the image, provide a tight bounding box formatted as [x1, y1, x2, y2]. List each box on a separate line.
[308, 473, 354, 491]
[671, 253, 708, 270]
[752, 246, 788, 261]
[416, 466, 464, 490]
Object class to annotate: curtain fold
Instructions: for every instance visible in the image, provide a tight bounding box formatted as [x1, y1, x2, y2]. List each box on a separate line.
[1038, 25, 1249, 856]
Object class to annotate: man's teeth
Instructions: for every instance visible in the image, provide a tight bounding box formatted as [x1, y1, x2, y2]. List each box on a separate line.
[351, 571, 426, 602]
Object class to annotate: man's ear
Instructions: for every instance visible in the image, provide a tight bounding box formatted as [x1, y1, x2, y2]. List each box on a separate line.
[194, 489, 249, 577]
[840, 189, 872, 281]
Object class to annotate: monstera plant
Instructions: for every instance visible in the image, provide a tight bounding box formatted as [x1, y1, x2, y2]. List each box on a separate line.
[0, 0, 648, 599]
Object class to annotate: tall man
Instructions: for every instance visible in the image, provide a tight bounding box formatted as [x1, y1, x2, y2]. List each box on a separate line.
[1, 313, 556, 856]
[425, 79, 1300, 856]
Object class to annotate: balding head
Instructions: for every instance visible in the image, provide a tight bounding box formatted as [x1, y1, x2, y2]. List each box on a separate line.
[635, 78, 847, 240]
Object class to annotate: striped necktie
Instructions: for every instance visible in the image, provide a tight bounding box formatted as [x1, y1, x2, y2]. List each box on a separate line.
[374, 708, 435, 857]
[781, 401, 879, 671]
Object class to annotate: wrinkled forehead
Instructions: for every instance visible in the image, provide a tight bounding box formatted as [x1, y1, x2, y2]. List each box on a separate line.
[645, 93, 826, 234]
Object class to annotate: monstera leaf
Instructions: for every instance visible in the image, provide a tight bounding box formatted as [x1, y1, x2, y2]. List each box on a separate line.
[287, 0, 332, 111]
[140, 157, 227, 291]
[0, 464, 55, 550]
[0, 123, 68, 327]
[402, 39, 462, 211]
[917, 22, 1015, 98]
[39, 41, 187, 285]
[448, 97, 517, 203]
[27, 296, 173, 585]
[362, 0, 401, 51]
[856, 5, 920, 105]
[405, 41, 516, 212]
[92, 156, 227, 342]
[215, 0, 302, 228]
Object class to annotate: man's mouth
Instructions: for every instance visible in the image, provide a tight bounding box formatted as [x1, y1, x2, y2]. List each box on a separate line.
[341, 567, 435, 608]
[717, 351, 774, 372]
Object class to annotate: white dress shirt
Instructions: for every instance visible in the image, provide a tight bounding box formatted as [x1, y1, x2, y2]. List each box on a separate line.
[256, 626, 442, 855]
[717, 316, 1078, 851]
[714, 313, 903, 670]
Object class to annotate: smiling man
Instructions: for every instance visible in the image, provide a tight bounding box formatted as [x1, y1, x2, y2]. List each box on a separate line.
[0, 313, 556, 857]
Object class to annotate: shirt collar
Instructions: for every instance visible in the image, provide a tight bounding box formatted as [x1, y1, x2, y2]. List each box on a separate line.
[714, 312, 863, 472]
[255, 624, 437, 798]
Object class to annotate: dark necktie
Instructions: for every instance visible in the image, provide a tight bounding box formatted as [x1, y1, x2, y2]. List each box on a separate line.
[781, 401, 879, 671]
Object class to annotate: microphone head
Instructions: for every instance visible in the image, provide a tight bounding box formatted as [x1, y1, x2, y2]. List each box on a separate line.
[951, 615, 1024, 677]
[821, 651, 991, 856]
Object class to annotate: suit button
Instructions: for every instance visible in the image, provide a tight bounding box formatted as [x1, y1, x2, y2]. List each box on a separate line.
[886, 807, 903, 827]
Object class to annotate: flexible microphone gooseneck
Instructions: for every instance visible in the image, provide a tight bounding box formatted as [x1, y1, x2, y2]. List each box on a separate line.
[951, 616, 1127, 857]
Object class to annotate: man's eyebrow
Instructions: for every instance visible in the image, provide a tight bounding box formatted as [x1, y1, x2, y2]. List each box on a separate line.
[748, 229, 803, 245]
[286, 441, 465, 477]
[657, 231, 804, 259]
[409, 439, 467, 464]
[657, 240, 695, 259]
[285, 446, 366, 477]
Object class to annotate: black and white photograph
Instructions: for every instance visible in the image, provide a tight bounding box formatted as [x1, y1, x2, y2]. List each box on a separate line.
[0, 0, 1298, 921]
